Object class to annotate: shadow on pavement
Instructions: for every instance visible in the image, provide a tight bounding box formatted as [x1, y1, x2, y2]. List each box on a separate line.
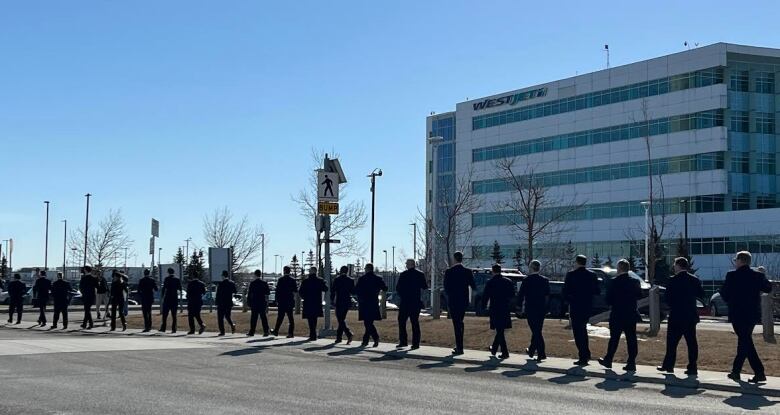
[464, 358, 501, 373]
[327, 347, 367, 357]
[548, 374, 589, 385]
[417, 359, 455, 370]
[722, 394, 778, 410]
[303, 343, 338, 352]
[595, 377, 637, 392]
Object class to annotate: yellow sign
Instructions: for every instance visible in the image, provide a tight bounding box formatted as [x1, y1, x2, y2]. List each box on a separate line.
[318, 201, 339, 215]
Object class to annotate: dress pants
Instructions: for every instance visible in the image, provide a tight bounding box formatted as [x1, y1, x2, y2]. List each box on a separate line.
[160, 302, 178, 331]
[110, 302, 126, 330]
[217, 304, 234, 334]
[335, 307, 352, 341]
[570, 313, 591, 361]
[362, 319, 379, 344]
[603, 320, 638, 366]
[491, 328, 508, 356]
[307, 316, 318, 339]
[398, 307, 421, 347]
[249, 307, 269, 335]
[731, 322, 764, 376]
[141, 302, 153, 330]
[274, 307, 295, 336]
[450, 308, 466, 351]
[661, 321, 698, 370]
[52, 303, 68, 328]
[8, 300, 23, 323]
[527, 314, 546, 358]
[188, 304, 204, 332]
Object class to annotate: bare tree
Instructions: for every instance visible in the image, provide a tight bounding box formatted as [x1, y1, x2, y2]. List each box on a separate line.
[494, 158, 583, 265]
[202, 207, 265, 273]
[291, 149, 367, 258]
[429, 167, 482, 268]
[69, 209, 132, 270]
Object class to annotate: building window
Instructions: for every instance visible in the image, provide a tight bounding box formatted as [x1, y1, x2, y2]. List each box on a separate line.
[730, 111, 750, 133]
[755, 72, 775, 94]
[731, 195, 750, 211]
[730, 152, 750, 173]
[729, 70, 749, 92]
[755, 112, 775, 134]
[757, 196, 777, 209]
[755, 153, 776, 175]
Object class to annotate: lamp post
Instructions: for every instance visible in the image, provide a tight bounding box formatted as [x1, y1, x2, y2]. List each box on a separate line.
[680, 199, 689, 244]
[185, 237, 192, 259]
[44, 201, 50, 270]
[260, 233, 265, 277]
[383, 250, 388, 276]
[83, 193, 91, 267]
[410, 223, 417, 262]
[61, 220, 67, 275]
[274, 254, 279, 274]
[392, 245, 395, 276]
[428, 135, 445, 319]
[640, 201, 650, 282]
[367, 168, 383, 263]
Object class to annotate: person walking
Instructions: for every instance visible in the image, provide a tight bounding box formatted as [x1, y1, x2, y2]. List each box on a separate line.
[720, 251, 773, 383]
[79, 266, 97, 329]
[482, 264, 516, 359]
[109, 271, 128, 332]
[159, 268, 182, 333]
[355, 263, 388, 347]
[396, 259, 427, 349]
[33, 270, 52, 327]
[94, 272, 109, 319]
[51, 272, 72, 329]
[562, 255, 600, 365]
[331, 266, 354, 344]
[216, 271, 237, 336]
[657, 257, 705, 376]
[443, 251, 476, 355]
[518, 260, 550, 362]
[137, 269, 158, 332]
[246, 270, 270, 337]
[300, 267, 328, 341]
[272, 266, 298, 338]
[599, 259, 642, 372]
[186, 275, 207, 335]
[7, 273, 26, 324]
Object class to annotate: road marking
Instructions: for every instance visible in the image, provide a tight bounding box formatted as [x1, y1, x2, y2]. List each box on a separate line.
[0, 337, 212, 356]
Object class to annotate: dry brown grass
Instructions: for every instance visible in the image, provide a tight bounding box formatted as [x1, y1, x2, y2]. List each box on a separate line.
[125, 310, 780, 376]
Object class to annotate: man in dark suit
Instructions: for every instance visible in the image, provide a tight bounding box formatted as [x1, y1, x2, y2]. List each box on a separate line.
[246, 270, 270, 337]
[7, 273, 26, 324]
[33, 270, 52, 327]
[482, 264, 515, 359]
[300, 267, 328, 341]
[79, 266, 97, 329]
[443, 251, 476, 355]
[272, 266, 298, 338]
[137, 269, 158, 332]
[186, 275, 207, 335]
[51, 272, 72, 329]
[355, 263, 388, 347]
[657, 257, 705, 375]
[159, 267, 182, 333]
[518, 260, 550, 362]
[720, 251, 773, 383]
[563, 255, 600, 365]
[599, 259, 642, 372]
[331, 266, 354, 344]
[216, 271, 237, 336]
[396, 259, 427, 349]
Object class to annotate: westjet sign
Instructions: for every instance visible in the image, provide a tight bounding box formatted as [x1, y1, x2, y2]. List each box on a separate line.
[472, 87, 548, 111]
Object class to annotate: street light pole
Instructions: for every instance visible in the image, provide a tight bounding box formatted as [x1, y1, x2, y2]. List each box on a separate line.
[680, 199, 689, 244]
[260, 233, 265, 277]
[410, 223, 417, 262]
[392, 246, 395, 276]
[428, 136, 444, 319]
[641, 201, 650, 282]
[367, 168, 383, 263]
[83, 193, 91, 267]
[185, 237, 192, 260]
[383, 249, 388, 275]
[274, 254, 279, 274]
[61, 220, 67, 275]
[44, 201, 50, 270]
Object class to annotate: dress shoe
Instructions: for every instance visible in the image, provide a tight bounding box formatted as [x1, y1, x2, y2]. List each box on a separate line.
[623, 364, 636, 372]
[452, 348, 464, 356]
[187, 331, 195, 335]
[334, 339, 342, 344]
[656, 366, 674, 373]
[396, 343, 408, 348]
[574, 359, 589, 366]
[286, 334, 294, 338]
[525, 348, 534, 358]
[748, 374, 767, 383]
[217, 332, 225, 337]
[142, 328, 150, 333]
[410, 345, 420, 350]
[499, 353, 510, 360]
[262, 332, 269, 337]
[684, 369, 698, 376]
[109, 328, 116, 332]
[199, 326, 206, 335]
[230, 324, 236, 334]
[346, 334, 353, 345]
[372, 341, 379, 348]
[727, 372, 741, 382]
[246, 332, 255, 337]
[488, 347, 497, 357]
[597, 358, 612, 369]
[122, 324, 127, 332]
[360, 341, 369, 347]
[536, 356, 546, 363]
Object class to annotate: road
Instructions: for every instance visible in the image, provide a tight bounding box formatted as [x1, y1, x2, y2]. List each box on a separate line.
[0, 329, 776, 414]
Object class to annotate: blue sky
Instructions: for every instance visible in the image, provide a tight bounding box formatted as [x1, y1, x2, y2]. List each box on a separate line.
[2, 1, 779, 270]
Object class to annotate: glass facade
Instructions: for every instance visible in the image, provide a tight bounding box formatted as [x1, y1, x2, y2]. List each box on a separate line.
[472, 67, 724, 130]
[473, 152, 725, 194]
[473, 110, 724, 163]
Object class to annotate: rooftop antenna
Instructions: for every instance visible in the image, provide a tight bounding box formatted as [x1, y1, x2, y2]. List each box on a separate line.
[604, 44, 610, 68]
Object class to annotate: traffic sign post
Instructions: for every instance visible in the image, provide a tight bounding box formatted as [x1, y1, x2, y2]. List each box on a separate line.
[318, 154, 346, 335]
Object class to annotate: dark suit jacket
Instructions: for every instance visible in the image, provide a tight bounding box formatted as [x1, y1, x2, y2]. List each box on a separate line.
[215, 279, 237, 307]
[355, 272, 387, 321]
[275, 275, 298, 311]
[563, 267, 600, 318]
[186, 279, 207, 308]
[720, 265, 772, 324]
[300, 276, 328, 318]
[665, 271, 704, 326]
[396, 268, 428, 311]
[7, 280, 26, 302]
[247, 278, 270, 310]
[606, 273, 642, 324]
[137, 276, 158, 305]
[519, 273, 550, 318]
[482, 275, 516, 330]
[330, 274, 354, 311]
[33, 277, 51, 304]
[79, 275, 97, 305]
[443, 264, 476, 312]
[162, 276, 182, 304]
[51, 279, 72, 305]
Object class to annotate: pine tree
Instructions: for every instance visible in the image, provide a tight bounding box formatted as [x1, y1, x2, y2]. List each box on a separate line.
[290, 255, 301, 276]
[604, 256, 614, 268]
[490, 240, 504, 264]
[626, 253, 638, 272]
[590, 253, 602, 268]
[675, 233, 697, 273]
[0, 255, 7, 280]
[564, 241, 576, 262]
[173, 247, 186, 265]
[513, 247, 524, 270]
[186, 250, 205, 281]
[306, 250, 316, 268]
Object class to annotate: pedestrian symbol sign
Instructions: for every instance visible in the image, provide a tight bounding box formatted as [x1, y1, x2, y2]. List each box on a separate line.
[318, 170, 339, 202]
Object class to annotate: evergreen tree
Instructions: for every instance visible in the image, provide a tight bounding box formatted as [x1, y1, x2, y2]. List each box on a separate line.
[0, 255, 7, 280]
[306, 250, 316, 268]
[513, 247, 524, 270]
[675, 233, 697, 273]
[603, 256, 614, 268]
[653, 230, 672, 286]
[590, 253, 602, 268]
[626, 253, 638, 272]
[490, 240, 504, 264]
[186, 250, 206, 281]
[564, 241, 576, 262]
[290, 255, 301, 276]
[173, 247, 186, 265]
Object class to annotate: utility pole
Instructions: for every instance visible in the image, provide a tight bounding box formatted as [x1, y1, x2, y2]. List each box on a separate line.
[367, 168, 382, 263]
[124, 247, 129, 273]
[61, 220, 67, 275]
[44, 201, 50, 270]
[83, 193, 91, 267]
[410, 223, 417, 262]
[392, 246, 395, 276]
[428, 136, 444, 319]
[185, 237, 192, 260]
[260, 233, 265, 277]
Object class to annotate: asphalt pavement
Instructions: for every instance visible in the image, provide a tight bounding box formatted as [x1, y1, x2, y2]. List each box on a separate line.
[0, 324, 777, 414]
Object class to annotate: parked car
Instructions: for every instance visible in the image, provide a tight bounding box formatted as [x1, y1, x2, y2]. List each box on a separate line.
[709, 292, 728, 317]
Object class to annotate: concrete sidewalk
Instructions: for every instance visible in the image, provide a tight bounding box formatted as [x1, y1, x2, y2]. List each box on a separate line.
[3, 319, 779, 398]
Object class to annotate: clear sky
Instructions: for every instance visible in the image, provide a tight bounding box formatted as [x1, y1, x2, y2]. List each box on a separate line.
[2, 0, 779, 270]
